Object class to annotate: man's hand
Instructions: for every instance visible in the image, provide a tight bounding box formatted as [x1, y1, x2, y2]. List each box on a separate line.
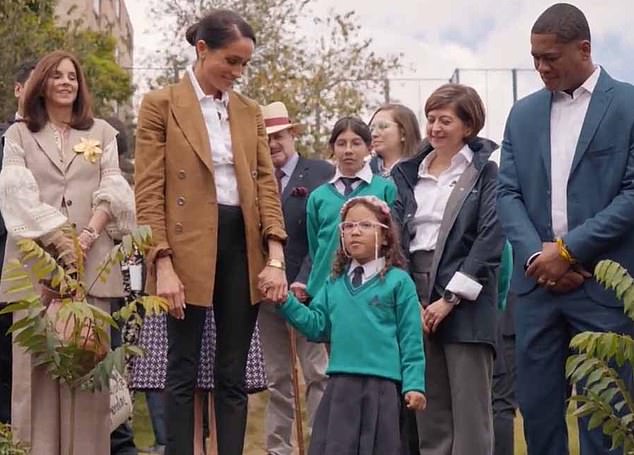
[526, 242, 570, 286]
[549, 265, 592, 294]
[549, 271, 584, 294]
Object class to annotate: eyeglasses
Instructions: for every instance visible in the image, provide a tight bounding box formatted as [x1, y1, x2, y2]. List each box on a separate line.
[369, 121, 399, 132]
[339, 220, 388, 232]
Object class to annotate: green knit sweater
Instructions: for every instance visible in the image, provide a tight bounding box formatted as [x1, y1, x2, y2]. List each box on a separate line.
[279, 266, 425, 394]
[305, 176, 397, 297]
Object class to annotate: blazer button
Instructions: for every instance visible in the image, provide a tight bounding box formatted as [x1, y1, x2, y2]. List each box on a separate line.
[175, 222, 183, 233]
[66, 199, 73, 207]
[177, 196, 186, 206]
[178, 170, 186, 179]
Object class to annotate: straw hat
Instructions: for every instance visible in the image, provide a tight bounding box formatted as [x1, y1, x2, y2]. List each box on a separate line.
[261, 101, 304, 135]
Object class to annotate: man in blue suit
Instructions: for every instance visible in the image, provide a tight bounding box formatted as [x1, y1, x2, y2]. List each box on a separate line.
[497, 3, 634, 455]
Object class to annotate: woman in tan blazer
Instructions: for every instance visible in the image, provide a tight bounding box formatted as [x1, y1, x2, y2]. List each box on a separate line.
[0, 51, 135, 454]
[134, 9, 288, 455]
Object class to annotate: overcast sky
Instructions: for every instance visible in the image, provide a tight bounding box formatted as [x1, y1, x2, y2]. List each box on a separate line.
[124, 0, 634, 144]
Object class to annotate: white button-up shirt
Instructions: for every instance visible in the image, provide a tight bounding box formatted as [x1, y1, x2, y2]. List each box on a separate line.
[409, 145, 473, 252]
[348, 257, 386, 285]
[187, 66, 239, 206]
[278, 152, 299, 192]
[550, 66, 601, 238]
[329, 162, 374, 195]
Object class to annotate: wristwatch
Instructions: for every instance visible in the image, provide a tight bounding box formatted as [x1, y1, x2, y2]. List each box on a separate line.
[443, 290, 461, 305]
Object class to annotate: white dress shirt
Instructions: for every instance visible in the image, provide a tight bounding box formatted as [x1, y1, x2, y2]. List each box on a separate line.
[278, 152, 299, 192]
[187, 66, 239, 206]
[409, 145, 473, 252]
[550, 66, 601, 238]
[348, 257, 386, 285]
[329, 162, 374, 195]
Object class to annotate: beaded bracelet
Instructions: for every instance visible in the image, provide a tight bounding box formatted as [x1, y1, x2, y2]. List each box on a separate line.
[556, 238, 575, 264]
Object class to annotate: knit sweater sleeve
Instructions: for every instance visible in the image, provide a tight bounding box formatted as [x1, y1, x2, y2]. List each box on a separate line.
[395, 273, 426, 394]
[384, 178, 398, 207]
[278, 285, 331, 342]
[306, 190, 320, 264]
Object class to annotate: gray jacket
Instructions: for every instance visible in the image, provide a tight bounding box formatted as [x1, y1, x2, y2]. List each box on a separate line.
[392, 137, 504, 348]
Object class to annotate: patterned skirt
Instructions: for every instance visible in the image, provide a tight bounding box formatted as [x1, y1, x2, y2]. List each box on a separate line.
[129, 308, 267, 394]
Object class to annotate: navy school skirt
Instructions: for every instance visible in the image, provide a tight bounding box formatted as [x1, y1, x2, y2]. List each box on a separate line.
[309, 374, 402, 455]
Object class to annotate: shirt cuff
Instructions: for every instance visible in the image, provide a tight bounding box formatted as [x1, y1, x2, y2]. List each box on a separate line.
[445, 271, 483, 301]
[525, 251, 541, 269]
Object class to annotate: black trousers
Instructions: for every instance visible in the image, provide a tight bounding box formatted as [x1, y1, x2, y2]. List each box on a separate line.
[165, 205, 259, 455]
[0, 305, 11, 424]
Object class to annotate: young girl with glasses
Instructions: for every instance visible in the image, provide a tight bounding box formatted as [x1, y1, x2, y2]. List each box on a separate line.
[305, 117, 397, 299]
[268, 196, 426, 455]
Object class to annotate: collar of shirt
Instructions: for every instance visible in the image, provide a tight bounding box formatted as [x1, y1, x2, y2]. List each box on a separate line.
[377, 156, 401, 176]
[554, 66, 601, 101]
[330, 161, 374, 185]
[280, 152, 299, 179]
[348, 257, 386, 282]
[187, 65, 229, 107]
[418, 143, 473, 179]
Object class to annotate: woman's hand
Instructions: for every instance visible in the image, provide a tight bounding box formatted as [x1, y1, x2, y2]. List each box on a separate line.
[156, 257, 186, 319]
[422, 298, 455, 334]
[48, 230, 78, 266]
[258, 266, 288, 304]
[405, 391, 427, 411]
[78, 230, 96, 255]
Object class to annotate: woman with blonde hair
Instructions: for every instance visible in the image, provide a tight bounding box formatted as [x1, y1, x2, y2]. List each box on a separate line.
[369, 103, 423, 177]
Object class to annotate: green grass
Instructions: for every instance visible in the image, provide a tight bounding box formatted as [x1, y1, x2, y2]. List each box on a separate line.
[133, 391, 581, 454]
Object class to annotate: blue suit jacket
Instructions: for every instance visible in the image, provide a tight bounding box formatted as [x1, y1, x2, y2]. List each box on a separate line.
[280, 156, 334, 284]
[497, 69, 634, 307]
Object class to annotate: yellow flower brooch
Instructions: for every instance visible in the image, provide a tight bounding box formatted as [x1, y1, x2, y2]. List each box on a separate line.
[73, 138, 103, 163]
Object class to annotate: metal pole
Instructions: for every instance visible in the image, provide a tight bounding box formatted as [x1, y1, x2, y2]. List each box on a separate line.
[511, 68, 518, 103]
[384, 78, 390, 104]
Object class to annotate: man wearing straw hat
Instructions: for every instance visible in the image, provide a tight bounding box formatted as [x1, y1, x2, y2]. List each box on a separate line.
[259, 101, 332, 454]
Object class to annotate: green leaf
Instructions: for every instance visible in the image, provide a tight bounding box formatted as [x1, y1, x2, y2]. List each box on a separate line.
[588, 412, 607, 430]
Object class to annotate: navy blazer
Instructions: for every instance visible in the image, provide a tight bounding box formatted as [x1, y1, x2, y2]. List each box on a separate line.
[280, 156, 334, 284]
[393, 138, 503, 347]
[497, 69, 634, 306]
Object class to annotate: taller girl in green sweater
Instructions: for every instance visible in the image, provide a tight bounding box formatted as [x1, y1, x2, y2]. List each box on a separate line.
[304, 117, 397, 299]
[270, 196, 426, 454]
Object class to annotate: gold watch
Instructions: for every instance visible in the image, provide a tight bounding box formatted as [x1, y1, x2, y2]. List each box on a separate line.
[266, 259, 286, 270]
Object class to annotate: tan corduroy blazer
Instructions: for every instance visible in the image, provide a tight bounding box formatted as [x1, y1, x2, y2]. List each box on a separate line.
[134, 74, 287, 307]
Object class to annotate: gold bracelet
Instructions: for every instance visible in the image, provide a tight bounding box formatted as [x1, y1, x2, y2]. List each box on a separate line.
[266, 259, 286, 270]
[556, 238, 575, 264]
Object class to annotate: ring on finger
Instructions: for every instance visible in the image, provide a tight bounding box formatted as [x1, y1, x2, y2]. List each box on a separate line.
[547, 280, 557, 287]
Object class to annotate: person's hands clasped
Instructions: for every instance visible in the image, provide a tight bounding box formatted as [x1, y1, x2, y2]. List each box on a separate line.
[77, 228, 98, 256]
[289, 281, 309, 303]
[258, 265, 288, 304]
[405, 391, 427, 411]
[49, 230, 78, 267]
[422, 298, 454, 334]
[526, 242, 569, 287]
[156, 257, 186, 319]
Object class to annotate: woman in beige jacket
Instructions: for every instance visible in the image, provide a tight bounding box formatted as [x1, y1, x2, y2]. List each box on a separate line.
[0, 50, 134, 454]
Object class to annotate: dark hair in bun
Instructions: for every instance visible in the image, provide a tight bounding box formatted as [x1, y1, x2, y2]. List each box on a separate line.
[185, 9, 256, 50]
